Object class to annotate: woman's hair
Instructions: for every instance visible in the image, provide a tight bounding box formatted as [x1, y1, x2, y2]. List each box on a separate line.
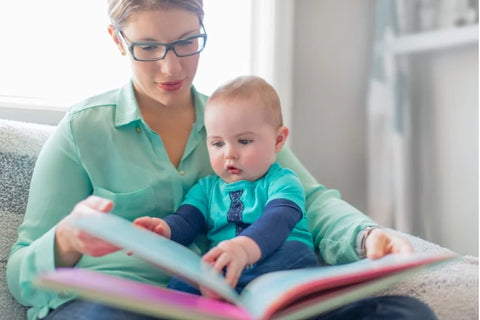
[207, 75, 284, 129]
[107, 0, 204, 30]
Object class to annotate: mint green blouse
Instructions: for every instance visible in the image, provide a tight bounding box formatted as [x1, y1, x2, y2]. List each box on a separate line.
[7, 81, 376, 320]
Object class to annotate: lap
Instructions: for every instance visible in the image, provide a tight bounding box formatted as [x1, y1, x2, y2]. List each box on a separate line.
[167, 240, 318, 294]
[252, 240, 319, 272]
[237, 240, 318, 290]
[314, 295, 437, 320]
[43, 299, 161, 320]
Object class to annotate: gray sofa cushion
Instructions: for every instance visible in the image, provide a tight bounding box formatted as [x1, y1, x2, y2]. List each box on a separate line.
[0, 211, 29, 319]
[0, 119, 55, 320]
[0, 119, 54, 216]
[0, 152, 36, 215]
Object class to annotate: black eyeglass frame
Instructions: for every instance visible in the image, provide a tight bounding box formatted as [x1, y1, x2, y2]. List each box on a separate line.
[119, 24, 207, 61]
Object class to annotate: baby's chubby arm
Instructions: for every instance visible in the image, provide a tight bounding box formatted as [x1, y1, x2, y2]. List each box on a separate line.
[133, 216, 172, 239]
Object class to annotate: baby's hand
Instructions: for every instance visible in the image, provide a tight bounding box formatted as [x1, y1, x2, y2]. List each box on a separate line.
[133, 216, 171, 239]
[203, 239, 249, 289]
[202, 236, 261, 290]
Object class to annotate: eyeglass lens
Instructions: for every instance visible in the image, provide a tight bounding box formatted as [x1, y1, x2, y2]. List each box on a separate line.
[132, 35, 206, 61]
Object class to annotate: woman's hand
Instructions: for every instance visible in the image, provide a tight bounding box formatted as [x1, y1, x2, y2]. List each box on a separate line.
[365, 228, 413, 259]
[55, 196, 120, 267]
[133, 216, 171, 238]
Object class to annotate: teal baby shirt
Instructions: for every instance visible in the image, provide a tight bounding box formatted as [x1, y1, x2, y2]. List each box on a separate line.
[180, 163, 314, 251]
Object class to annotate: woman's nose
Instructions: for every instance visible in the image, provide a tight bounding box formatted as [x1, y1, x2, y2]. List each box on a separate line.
[159, 50, 181, 75]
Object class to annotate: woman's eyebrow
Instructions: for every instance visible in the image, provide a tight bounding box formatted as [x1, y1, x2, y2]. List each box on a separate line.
[178, 28, 199, 39]
[139, 28, 200, 42]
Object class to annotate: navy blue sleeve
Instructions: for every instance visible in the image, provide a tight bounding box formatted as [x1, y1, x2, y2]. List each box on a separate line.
[239, 199, 302, 260]
[163, 204, 207, 246]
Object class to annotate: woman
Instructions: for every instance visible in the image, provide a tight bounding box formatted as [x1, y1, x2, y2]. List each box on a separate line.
[6, 1, 435, 319]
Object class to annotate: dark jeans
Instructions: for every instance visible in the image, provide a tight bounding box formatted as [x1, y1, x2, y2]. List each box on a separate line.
[43, 295, 437, 320]
[315, 295, 437, 320]
[168, 240, 319, 294]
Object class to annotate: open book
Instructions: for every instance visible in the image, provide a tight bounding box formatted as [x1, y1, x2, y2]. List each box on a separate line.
[35, 214, 455, 320]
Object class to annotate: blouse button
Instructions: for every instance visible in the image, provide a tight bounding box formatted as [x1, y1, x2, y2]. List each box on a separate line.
[179, 170, 185, 176]
[136, 127, 141, 133]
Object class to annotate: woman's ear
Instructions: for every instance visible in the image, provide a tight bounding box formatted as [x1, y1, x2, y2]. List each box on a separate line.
[274, 126, 289, 153]
[108, 25, 126, 55]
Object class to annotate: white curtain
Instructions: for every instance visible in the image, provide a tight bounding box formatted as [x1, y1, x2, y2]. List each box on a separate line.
[250, 0, 295, 132]
[367, 0, 478, 236]
[367, 0, 414, 233]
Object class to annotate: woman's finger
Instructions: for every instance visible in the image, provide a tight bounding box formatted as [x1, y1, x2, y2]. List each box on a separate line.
[84, 195, 114, 212]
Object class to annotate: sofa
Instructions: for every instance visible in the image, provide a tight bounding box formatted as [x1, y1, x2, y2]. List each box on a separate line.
[1, 118, 478, 320]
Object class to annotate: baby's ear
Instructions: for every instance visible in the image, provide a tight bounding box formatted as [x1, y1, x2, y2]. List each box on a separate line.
[275, 126, 289, 152]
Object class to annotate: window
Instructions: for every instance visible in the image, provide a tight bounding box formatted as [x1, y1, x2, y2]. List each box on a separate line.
[0, 1, 253, 111]
[197, 1, 253, 95]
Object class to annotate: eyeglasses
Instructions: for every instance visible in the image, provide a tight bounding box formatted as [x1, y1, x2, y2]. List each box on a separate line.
[118, 24, 207, 61]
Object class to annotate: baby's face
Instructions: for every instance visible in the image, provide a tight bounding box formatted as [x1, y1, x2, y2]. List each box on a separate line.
[205, 99, 279, 183]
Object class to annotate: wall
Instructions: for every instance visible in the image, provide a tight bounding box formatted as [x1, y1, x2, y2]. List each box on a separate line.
[411, 46, 478, 255]
[291, 0, 375, 213]
[291, 0, 478, 256]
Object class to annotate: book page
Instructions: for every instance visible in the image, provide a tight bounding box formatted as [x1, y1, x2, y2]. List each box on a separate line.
[36, 268, 252, 320]
[238, 252, 455, 319]
[70, 214, 240, 304]
[270, 269, 422, 320]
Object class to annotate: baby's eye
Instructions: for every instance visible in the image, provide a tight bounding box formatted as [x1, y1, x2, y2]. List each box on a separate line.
[239, 139, 252, 145]
[211, 141, 224, 148]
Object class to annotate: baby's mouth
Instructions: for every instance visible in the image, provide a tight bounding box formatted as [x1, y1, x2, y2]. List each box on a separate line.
[227, 166, 240, 174]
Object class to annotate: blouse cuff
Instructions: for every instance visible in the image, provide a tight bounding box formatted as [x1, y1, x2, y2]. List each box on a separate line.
[31, 226, 58, 272]
[354, 226, 381, 259]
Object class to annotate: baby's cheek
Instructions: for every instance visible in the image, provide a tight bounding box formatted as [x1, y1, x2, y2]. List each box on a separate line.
[209, 156, 224, 174]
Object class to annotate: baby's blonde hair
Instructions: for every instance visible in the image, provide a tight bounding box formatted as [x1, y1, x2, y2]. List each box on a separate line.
[207, 75, 283, 129]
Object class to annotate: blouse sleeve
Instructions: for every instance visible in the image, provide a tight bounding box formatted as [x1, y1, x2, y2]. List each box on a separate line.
[276, 147, 379, 264]
[6, 114, 91, 312]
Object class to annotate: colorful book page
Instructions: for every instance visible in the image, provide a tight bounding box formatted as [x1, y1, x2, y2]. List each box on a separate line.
[36, 268, 251, 320]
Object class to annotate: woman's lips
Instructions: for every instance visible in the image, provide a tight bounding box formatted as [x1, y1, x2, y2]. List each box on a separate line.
[157, 80, 183, 92]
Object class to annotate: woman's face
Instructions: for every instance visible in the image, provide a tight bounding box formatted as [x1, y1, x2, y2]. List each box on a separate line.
[117, 9, 202, 108]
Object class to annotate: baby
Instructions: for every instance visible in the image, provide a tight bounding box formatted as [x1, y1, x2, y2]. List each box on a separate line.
[135, 75, 318, 295]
